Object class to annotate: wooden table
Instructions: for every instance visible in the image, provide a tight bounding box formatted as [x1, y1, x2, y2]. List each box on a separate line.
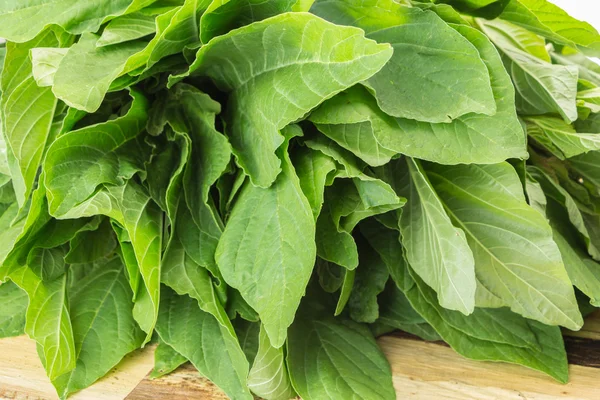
[2, 311, 599, 400]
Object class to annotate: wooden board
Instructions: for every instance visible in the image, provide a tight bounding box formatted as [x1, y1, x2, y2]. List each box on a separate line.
[1, 311, 599, 400]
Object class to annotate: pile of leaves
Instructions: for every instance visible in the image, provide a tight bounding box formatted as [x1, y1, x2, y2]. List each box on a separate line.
[1, 0, 600, 398]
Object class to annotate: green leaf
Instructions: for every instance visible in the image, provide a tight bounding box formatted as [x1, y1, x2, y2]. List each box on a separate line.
[0, 0, 156, 42]
[51, 258, 145, 398]
[1, 31, 63, 206]
[44, 89, 150, 215]
[525, 116, 600, 159]
[0, 280, 28, 338]
[172, 12, 392, 187]
[53, 181, 163, 343]
[150, 340, 187, 379]
[200, 0, 295, 43]
[478, 20, 579, 122]
[30, 48, 69, 87]
[425, 162, 582, 330]
[97, 12, 158, 47]
[9, 266, 75, 380]
[311, 0, 496, 123]
[334, 268, 355, 316]
[156, 286, 252, 400]
[292, 146, 337, 218]
[404, 264, 569, 382]
[476, 18, 550, 62]
[309, 25, 528, 165]
[64, 218, 117, 264]
[347, 237, 389, 323]
[287, 312, 395, 400]
[51, 0, 204, 112]
[391, 157, 476, 315]
[216, 134, 316, 347]
[162, 233, 234, 335]
[247, 324, 296, 400]
[499, 0, 600, 56]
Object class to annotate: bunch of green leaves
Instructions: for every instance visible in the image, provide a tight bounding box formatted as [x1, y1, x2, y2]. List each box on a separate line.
[0, 0, 599, 398]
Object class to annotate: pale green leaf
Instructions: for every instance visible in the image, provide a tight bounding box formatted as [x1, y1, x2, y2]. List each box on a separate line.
[392, 157, 476, 315]
[500, 0, 600, 56]
[525, 116, 600, 159]
[425, 162, 582, 330]
[248, 324, 296, 400]
[479, 21, 579, 122]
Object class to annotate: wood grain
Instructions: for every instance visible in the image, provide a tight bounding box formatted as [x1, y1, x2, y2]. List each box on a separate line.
[1, 311, 599, 400]
[0, 335, 155, 400]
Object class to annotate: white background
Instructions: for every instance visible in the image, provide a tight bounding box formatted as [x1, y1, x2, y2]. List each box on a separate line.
[549, 0, 600, 30]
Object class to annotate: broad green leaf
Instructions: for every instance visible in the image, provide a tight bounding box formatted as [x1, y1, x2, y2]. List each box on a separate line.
[391, 158, 476, 315]
[215, 134, 316, 347]
[403, 264, 569, 382]
[309, 98, 397, 166]
[479, 20, 579, 122]
[97, 12, 158, 47]
[10, 266, 75, 380]
[425, 162, 582, 330]
[156, 286, 252, 400]
[311, 0, 496, 123]
[51, 258, 145, 398]
[0, 0, 156, 43]
[172, 12, 392, 187]
[287, 313, 395, 400]
[499, 0, 600, 56]
[366, 222, 540, 349]
[1, 31, 63, 206]
[247, 324, 295, 400]
[150, 340, 187, 379]
[200, 0, 295, 43]
[309, 25, 528, 165]
[44, 89, 150, 216]
[525, 116, 600, 159]
[0, 280, 28, 338]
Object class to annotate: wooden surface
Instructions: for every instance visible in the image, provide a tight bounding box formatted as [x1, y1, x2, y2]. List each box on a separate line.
[1, 311, 599, 400]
